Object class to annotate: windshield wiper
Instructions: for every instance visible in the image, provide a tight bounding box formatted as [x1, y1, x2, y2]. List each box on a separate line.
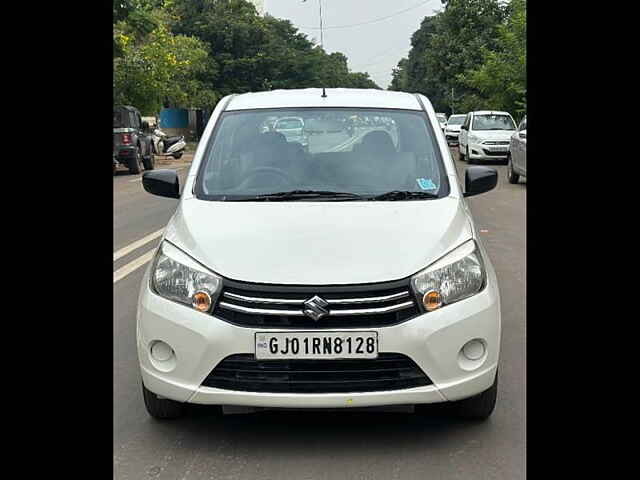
[237, 190, 365, 201]
[368, 190, 439, 201]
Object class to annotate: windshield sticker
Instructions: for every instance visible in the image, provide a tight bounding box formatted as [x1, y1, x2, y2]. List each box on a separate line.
[416, 178, 437, 190]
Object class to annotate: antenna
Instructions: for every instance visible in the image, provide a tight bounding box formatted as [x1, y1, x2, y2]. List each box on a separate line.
[319, 0, 326, 98]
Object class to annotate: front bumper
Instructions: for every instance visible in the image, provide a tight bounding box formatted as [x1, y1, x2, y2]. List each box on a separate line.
[137, 269, 501, 408]
[468, 142, 509, 161]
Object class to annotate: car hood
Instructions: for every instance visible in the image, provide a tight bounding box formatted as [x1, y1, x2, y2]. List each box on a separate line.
[164, 197, 473, 285]
[473, 130, 515, 141]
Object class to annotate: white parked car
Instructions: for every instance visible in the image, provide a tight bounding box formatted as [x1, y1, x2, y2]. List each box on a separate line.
[436, 113, 447, 131]
[444, 114, 466, 145]
[138, 88, 502, 421]
[508, 116, 526, 184]
[458, 111, 517, 163]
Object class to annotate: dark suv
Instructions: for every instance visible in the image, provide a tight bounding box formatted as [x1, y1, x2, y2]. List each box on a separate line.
[113, 105, 155, 174]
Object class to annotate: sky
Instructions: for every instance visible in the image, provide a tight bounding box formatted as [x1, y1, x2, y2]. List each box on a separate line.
[264, 0, 442, 89]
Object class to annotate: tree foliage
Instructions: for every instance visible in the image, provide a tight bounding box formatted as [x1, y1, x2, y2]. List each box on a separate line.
[114, 0, 379, 114]
[389, 0, 525, 116]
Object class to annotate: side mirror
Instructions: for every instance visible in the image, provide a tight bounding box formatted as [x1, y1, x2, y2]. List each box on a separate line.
[464, 166, 498, 197]
[142, 170, 180, 199]
[460, 125, 467, 130]
[518, 129, 527, 139]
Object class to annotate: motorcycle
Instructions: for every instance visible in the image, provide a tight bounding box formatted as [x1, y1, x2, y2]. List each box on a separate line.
[151, 128, 186, 160]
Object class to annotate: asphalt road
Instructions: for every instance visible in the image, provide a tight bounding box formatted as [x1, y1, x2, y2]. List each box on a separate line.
[113, 147, 526, 480]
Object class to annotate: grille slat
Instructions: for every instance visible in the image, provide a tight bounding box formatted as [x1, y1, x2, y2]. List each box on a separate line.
[213, 279, 421, 328]
[202, 353, 432, 393]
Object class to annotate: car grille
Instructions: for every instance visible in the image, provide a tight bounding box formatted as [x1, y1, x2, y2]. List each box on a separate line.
[212, 279, 421, 328]
[482, 141, 510, 145]
[482, 149, 508, 156]
[201, 353, 432, 393]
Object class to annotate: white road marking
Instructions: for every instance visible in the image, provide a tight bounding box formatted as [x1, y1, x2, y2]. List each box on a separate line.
[113, 228, 164, 262]
[113, 249, 156, 284]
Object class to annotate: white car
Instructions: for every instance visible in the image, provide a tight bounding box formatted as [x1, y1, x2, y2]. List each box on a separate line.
[458, 111, 517, 163]
[138, 88, 502, 421]
[444, 114, 466, 145]
[436, 113, 448, 131]
[508, 116, 526, 184]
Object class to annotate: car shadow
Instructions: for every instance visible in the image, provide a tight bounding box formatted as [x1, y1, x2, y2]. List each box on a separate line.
[147, 404, 495, 455]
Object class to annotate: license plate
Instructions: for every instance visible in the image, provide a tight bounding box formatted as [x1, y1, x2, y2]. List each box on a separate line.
[255, 331, 378, 360]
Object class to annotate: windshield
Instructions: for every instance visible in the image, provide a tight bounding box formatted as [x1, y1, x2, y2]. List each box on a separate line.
[437, 114, 447, 122]
[447, 115, 465, 125]
[195, 108, 449, 201]
[472, 114, 515, 131]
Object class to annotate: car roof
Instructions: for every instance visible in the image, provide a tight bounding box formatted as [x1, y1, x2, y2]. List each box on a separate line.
[471, 110, 512, 116]
[226, 88, 423, 111]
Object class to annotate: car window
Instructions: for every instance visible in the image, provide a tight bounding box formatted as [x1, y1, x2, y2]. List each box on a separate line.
[196, 108, 450, 201]
[447, 115, 465, 126]
[519, 118, 527, 131]
[472, 114, 515, 131]
[463, 114, 471, 129]
[114, 109, 126, 128]
[275, 118, 304, 130]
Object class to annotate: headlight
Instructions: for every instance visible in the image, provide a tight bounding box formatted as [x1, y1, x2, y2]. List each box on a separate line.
[151, 241, 222, 313]
[411, 240, 485, 311]
[468, 135, 479, 143]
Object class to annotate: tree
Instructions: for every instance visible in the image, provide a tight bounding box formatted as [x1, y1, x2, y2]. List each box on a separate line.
[114, 10, 217, 113]
[389, 0, 508, 113]
[459, 0, 526, 116]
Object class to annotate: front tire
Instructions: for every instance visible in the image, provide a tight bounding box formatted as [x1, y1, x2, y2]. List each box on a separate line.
[466, 146, 475, 165]
[507, 155, 520, 184]
[451, 374, 498, 420]
[142, 382, 184, 420]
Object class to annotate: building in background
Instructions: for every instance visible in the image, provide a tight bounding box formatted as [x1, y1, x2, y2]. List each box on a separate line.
[248, 0, 264, 16]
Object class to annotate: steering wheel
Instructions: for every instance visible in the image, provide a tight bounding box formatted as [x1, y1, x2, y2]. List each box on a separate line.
[242, 167, 292, 187]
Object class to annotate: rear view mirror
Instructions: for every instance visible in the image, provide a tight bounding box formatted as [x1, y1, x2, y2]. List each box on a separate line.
[460, 125, 467, 130]
[518, 130, 527, 139]
[464, 166, 498, 197]
[142, 170, 180, 199]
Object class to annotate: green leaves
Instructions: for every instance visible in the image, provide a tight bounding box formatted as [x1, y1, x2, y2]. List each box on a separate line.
[115, 0, 380, 114]
[389, 0, 524, 116]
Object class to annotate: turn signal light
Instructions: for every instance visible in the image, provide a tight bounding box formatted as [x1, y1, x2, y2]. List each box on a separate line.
[423, 290, 443, 311]
[192, 291, 212, 312]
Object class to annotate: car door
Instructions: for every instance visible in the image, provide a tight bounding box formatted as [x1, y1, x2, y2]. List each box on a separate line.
[514, 117, 526, 174]
[519, 117, 526, 175]
[459, 113, 471, 151]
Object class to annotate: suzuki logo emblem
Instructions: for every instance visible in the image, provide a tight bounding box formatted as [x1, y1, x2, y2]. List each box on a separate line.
[303, 295, 329, 321]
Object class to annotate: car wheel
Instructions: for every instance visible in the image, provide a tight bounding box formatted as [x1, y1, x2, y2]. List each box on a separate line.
[466, 147, 475, 165]
[450, 373, 498, 421]
[128, 147, 143, 174]
[143, 150, 155, 171]
[507, 155, 520, 184]
[142, 382, 184, 420]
